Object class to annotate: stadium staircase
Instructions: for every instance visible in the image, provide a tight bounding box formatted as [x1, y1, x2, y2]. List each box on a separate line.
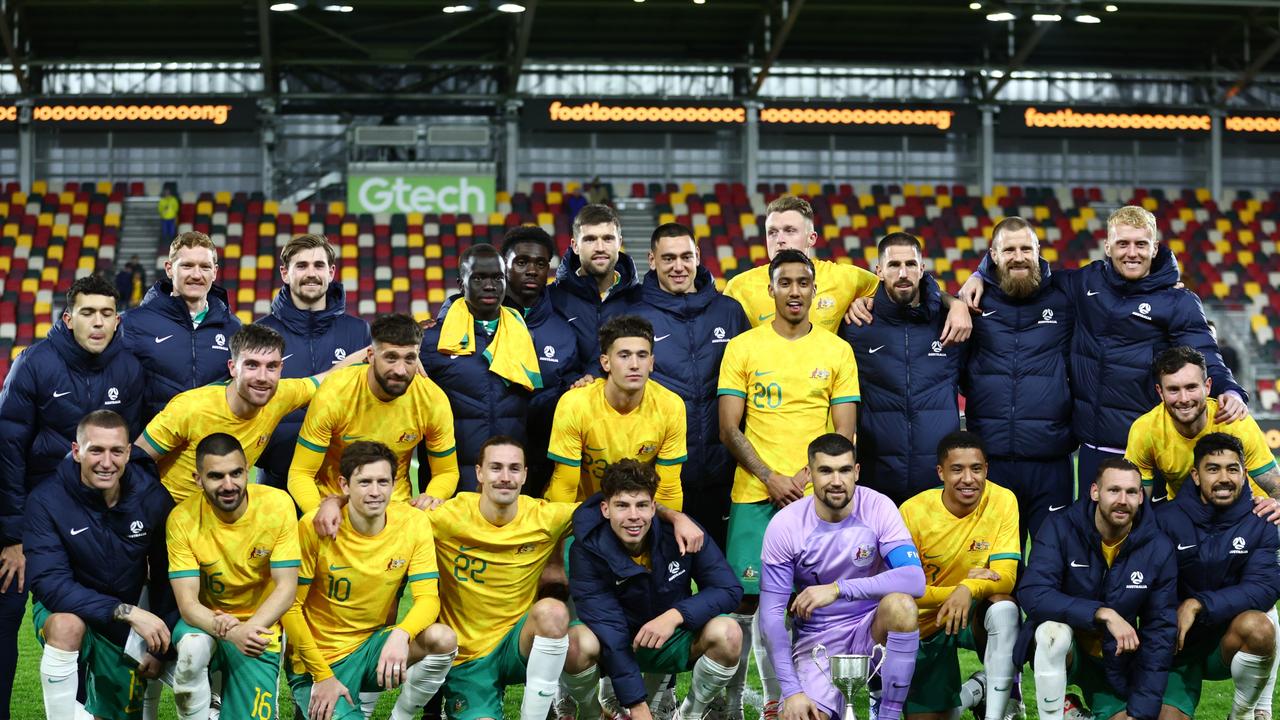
[120, 196, 163, 267]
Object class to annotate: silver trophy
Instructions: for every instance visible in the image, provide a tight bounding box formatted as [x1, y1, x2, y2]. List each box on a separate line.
[812, 644, 885, 720]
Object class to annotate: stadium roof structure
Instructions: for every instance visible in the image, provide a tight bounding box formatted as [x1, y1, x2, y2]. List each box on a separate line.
[8, 0, 1280, 109]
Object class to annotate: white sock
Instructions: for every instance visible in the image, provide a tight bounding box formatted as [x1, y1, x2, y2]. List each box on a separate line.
[1033, 622, 1070, 720]
[561, 665, 602, 719]
[360, 691, 379, 717]
[724, 613, 753, 712]
[751, 612, 781, 705]
[142, 678, 163, 720]
[391, 650, 455, 720]
[984, 601, 1019, 720]
[680, 656, 739, 718]
[1233, 651, 1274, 720]
[600, 676, 620, 715]
[40, 645, 79, 720]
[173, 633, 216, 720]
[1257, 609, 1279, 713]
[521, 635, 569, 720]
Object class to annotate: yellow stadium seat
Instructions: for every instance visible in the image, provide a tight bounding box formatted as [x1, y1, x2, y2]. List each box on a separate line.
[706, 202, 721, 216]
[834, 257, 853, 265]
[236, 310, 253, 324]
[670, 192, 685, 206]
[1239, 250, 1255, 265]
[852, 215, 868, 230]
[806, 183, 821, 197]
[695, 225, 711, 239]
[659, 213, 676, 226]
[956, 269, 972, 284]
[35, 322, 51, 338]
[104, 213, 120, 228]
[1180, 208, 1195, 223]
[789, 183, 805, 197]
[197, 201, 213, 215]
[1070, 217, 1086, 233]
[328, 202, 346, 216]
[264, 200, 279, 215]
[1141, 197, 1159, 211]
[215, 191, 232, 205]
[428, 288, 446, 304]
[83, 234, 98, 249]
[1213, 282, 1228, 299]
[749, 245, 767, 262]
[0, 257, 9, 273]
[740, 213, 755, 227]
[427, 266, 444, 281]
[496, 191, 511, 204]
[488, 213, 504, 226]
[1195, 188, 1211, 202]
[858, 193, 874, 207]
[1215, 240, 1231, 255]
[340, 222, 357, 237]
[721, 256, 738, 272]
[31, 180, 46, 194]
[239, 266, 255, 281]
[547, 191, 562, 206]
[878, 204, 895, 220]
[536, 213, 553, 227]
[1169, 239, 1185, 255]
[259, 223, 275, 237]
[77, 256, 94, 271]
[1043, 247, 1058, 263]
[832, 204, 848, 218]
[1216, 218, 1232, 233]
[887, 225, 903, 235]
[1245, 282, 1262, 298]
[72, 202, 88, 216]
[903, 184, 918, 197]
[375, 289, 393, 303]
[1033, 206, 1050, 222]
[920, 185, 935, 197]
[408, 233, 424, 248]
[864, 247, 878, 263]
[426, 244, 442, 259]
[95, 181, 111, 195]
[238, 288, 255, 304]
[293, 212, 310, 226]
[51, 224, 67, 239]
[1253, 314, 1269, 330]
[33, 300, 50, 316]
[935, 194, 951, 209]
[823, 226, 839, 240]
[934, 258, 952, 273]
[1240, 230, 1255, 245]
[1240, 209, 1256, 225]
[47, 245, 63, 262]
[341, 267, 358, 283]
[957, 237, 973, 252]
[41, 267, 58, 283]
[992, 185, 1008, 198]
[392, 277, 410, 292]
[16, 234, 30, 247]
[458, 222, 473, 237]
[225, 244, 241, 259]
[37, 212, 52, 227]
[1078, 207, 1096, 220]
[715, 277, 727, 291]
[341, 244, 357, 259]
[10, 191, 24, 205]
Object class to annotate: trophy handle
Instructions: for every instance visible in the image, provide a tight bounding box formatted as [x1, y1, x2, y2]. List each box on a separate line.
[869, 644, 888, 679]
[811, 644, 834, 685]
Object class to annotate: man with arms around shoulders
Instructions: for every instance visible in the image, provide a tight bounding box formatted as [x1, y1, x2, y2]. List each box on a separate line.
[550, 204, 640, 368]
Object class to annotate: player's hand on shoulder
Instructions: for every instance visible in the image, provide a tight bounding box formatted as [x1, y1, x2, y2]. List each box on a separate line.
[315, 496, 345, 538]
[670, 512, 705, 555]
[412, 494, 445, 511]
[782, 693, 824, 720]
[377, 628, 412, 688]
[844, 296, 874, 327]
[1214, 391, 1249, 424]
[309, 676, 354, 720]
[790, 582, 840, 622]
[940, 299, 972, 347]
[1251, 496, 1280, 525]
[958, 273, 984, 311]
[570, 374, 595, 390]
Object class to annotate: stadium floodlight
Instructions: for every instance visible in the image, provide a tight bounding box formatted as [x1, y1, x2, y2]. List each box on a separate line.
[1031, 12, 1061, 21]
[985, 11, 1015, 21]
[322, 3, 354, 11]
[1105, 3, 1118, 10]
[492, 0, 526, 11]
[694, 0, 706, 4]
[969, 2, 982, 9]
[1074, 12, 1101, 23]
[443, 2, 476, 11]
[269, 2, 301, 10]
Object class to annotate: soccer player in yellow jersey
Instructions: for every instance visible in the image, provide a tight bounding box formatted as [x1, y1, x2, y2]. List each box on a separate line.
[716, 249, 859, 720]
[1125, 345, 1280, 501]
[899, 431, 1021, 720]
[546, 315, 687, 510]
[724, 194, 879, 333]
[431, 436, 597, 720]
[137, 323, 341, 502]
[288, 441, 457, 720]
[289, 313, 459, 533]
[167, 433, 306, 720]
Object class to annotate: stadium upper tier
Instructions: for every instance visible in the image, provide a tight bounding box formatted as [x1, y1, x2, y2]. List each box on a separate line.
[1, 180, 1278, 407]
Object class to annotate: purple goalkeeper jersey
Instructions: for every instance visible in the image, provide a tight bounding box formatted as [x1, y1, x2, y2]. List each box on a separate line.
[761, 488, 916, 629]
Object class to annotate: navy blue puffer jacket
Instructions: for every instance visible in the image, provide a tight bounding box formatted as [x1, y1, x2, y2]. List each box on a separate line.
[964, 259, 1075, 459]
[627, 268, 749, 494]
[548, 249, 640, 365]
[840, 274, 963, 504]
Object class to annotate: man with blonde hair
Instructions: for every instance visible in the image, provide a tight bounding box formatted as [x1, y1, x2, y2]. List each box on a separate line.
[122, 231, 242, 420]
[962, 205, 1247, 497]
[257, 233, 370, 490]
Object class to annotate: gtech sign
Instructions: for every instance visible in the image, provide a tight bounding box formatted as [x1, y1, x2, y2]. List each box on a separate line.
[347, 174, 494, 214]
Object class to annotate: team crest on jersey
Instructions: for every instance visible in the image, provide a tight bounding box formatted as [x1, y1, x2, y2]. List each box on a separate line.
[215, 334, 226, 346]
[1038, 309, 1057, 325]
[968, 540, 990, 552]
[852, 543, 876, 567]
[1231, 536, 1248, 554]
[928, 340, 947, 357]
[453, 698, 468, 713]
[399, 432, 419, 444]
[741, 566, 757, 580]
[638, 443, 658, 456]
[335, 347, 347, 361]
[517, 543, 538, 554]
[1132, 303, 1153, 320]
[810, 368, 831, 380]
[1126, 570, 1147, 589]
[387, 558, 408, 570]
[105, 387, 121, 406]
[714, 326, 726, 340]
[249, 546, 272, 560]
[817, 297, 835, 310]
[543, 345, 556, 359]
[128, 520, 146, 538]
[256, 435, 268, 447]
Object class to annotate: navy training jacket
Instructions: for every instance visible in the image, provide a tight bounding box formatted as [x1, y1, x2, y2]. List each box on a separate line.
[518, 291, 583, 495]
[256, 283, 370, 488]
[627, 268, 749, 494]
[548, 248, 641, 367]
[569, 493, 742, 707]
[964, 258, 1075, 460]
[24, 454, 175, 645]
[840, 274, 963, 504]
[1155, 482, 1280, 639]
[0, 318, 145, 546]
[121, 280, 242, 422]
[1015, 496, 1177, 720]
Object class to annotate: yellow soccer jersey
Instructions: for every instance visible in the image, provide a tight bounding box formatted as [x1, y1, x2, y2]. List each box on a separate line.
[724, 259, 879, 334]
[143, 378, 318, 503]
[717, 324, 861, 503]
[166, 484, 301, 652]
[900, 484, 1022, 638]
[295, 503, 439, 665]
[545, 378, 687, 507]
[1123, 398, 1276, 499]
[289, 364, 458, 512]
[430, 493, 576, 663]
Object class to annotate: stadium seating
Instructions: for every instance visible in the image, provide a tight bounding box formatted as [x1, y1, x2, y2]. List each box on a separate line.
[4, 180, 1280, 412]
